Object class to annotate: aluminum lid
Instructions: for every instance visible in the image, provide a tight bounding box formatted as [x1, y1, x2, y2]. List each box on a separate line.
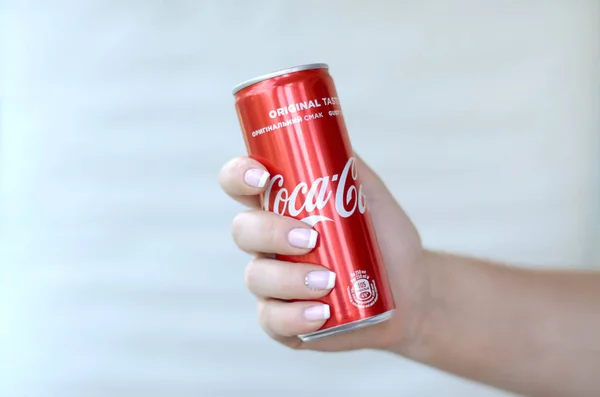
[232, 63, 329, 95]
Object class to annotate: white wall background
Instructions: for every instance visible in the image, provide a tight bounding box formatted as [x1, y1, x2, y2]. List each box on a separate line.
[1, 1, 598, 396]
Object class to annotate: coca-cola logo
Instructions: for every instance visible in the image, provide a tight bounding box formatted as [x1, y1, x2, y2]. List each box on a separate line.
[263, 157, 367, 226]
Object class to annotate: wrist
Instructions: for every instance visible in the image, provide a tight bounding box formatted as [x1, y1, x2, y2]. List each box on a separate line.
[387, 248, 437, 358]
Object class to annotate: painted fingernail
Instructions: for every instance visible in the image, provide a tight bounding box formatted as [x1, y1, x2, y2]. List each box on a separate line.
[303, 304, 330, 321]
[305, 271, 336, 290]
[244, 169, 269, 188]
[288, 228, 318, 249]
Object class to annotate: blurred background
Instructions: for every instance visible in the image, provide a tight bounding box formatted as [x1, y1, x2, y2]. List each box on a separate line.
[0, 1, 599, 396]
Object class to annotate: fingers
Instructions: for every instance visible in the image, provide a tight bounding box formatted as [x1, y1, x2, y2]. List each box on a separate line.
[232, 210, 318, 255]
[221, 156, 335, 343]
[258, 299, 330, 338]
[218, 156, 269, 208]
[245, 258, 335, 300]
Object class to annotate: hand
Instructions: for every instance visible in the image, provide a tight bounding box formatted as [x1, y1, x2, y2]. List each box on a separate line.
[218, 154, 426, 352]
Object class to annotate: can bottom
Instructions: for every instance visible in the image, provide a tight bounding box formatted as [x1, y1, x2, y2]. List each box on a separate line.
[298, 310, 395, 342]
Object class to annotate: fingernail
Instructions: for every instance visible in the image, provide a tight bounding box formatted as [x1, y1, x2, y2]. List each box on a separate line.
[244, 169, 269, 188]
[303, 304, 330, 321]
[305, 271, 336, 290]
[288, 228, 318, 249]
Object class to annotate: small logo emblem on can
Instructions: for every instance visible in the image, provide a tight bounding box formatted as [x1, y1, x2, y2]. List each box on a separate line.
[348, 270, 379, 308]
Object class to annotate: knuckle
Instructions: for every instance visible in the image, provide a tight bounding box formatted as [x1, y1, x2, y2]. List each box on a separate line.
[219, 158, 240, 187]
[263, 214, 279, 247]
[244, 258, 258, 290]
[274, 309, 297, 338]
[257, 300, 272, 332]
[258, 301, 318, 341]
[217, 162, 230, 187]
[258, 300, 286, 337]
[234, 157, 251, 173]
[230, 212, 247, 245]
[274, 263, 296, 292]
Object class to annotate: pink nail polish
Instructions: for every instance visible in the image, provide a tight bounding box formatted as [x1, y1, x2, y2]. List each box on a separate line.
[287, 228, 318, 249]
[244, 169, 269, 188]
[303, 304, 330, 321]
[305, 271, 336, 290]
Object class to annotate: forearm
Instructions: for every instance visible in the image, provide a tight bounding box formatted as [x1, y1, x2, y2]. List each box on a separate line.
[397, 250, 600, 397]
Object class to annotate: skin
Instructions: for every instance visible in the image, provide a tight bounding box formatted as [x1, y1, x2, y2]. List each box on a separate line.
[218, 154, 600, 397]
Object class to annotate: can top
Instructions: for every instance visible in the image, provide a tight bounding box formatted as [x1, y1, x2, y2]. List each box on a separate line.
[232, 63, 329, 95]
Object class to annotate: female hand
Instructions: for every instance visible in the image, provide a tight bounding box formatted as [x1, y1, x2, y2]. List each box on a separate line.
[218, 154, 427, 352]
[220, 154, 600, 397]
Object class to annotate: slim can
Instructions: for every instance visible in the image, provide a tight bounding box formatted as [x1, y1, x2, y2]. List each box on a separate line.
[232, 63, 395, 341]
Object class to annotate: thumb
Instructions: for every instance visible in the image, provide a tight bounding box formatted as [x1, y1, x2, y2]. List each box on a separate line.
[354, 153, 421, 255]
[355, 153, 399, 210]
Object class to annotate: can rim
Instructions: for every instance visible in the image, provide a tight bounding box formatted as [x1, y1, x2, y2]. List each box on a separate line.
[232, 63, 329, 95]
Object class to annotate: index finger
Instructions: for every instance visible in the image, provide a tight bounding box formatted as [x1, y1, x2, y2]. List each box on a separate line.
[218, 156, 269, 208]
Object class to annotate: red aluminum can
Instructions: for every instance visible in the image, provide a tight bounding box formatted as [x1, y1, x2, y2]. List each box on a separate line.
[232, 63, 395, 341]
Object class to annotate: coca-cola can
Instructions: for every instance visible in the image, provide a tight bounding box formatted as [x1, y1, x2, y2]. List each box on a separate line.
[232, 63, 395, 341]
